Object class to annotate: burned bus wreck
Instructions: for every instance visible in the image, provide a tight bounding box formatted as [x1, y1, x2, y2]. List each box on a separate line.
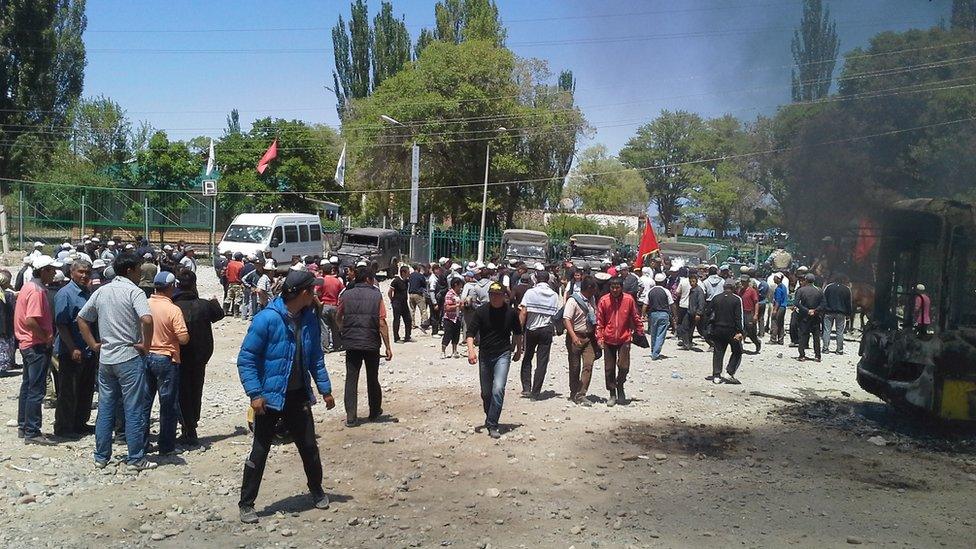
[857, 199, 976, 421]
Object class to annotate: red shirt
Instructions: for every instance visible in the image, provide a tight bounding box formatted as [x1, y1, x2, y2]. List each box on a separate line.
[14, 280, 53, 350]
[739, 286, 759, 314]
[317, 275, 344, 306]
[596, 292, 644, 346]
[226, 260, 244, 284]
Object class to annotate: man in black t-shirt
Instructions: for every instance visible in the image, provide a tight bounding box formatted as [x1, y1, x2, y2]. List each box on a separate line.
[388, 265, 412, 342]
[466, 283, 524, 439]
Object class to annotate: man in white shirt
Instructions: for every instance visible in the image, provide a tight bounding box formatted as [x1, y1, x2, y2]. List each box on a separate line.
[517, 271, 560, 399]
[178, 247, 198, 273]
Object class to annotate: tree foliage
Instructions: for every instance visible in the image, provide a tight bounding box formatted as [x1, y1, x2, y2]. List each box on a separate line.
[952, 0, 976, 31]
[791, 0, 839, 101]
[342, 39, 584, 226]
[619, 111, 710, 234]
[564, 145, 646, 213]
[330, 1, 411, 119]
[0, 0, 87, 181]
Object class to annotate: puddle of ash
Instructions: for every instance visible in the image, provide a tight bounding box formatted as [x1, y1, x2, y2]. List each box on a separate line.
[612, 420, 750, 459]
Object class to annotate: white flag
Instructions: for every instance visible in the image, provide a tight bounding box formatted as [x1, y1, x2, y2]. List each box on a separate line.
[205, 138, 216, 176]
[334, 143, 346, 187]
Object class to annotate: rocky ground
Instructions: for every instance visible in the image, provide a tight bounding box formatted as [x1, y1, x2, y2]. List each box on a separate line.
[0, 267, 973, 548]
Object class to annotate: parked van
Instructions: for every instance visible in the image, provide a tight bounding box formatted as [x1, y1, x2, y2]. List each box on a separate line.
[218, 213, 323, 266]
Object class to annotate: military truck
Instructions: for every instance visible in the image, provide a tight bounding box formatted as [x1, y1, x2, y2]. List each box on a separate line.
[567, 234, 617, 270]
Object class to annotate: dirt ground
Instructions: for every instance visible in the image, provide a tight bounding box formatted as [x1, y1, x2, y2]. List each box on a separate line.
[0, 267, 973, 548]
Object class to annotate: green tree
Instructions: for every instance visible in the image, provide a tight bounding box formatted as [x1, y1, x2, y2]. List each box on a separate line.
[372, 2, 410, 89]
[424, 0, 505, 48]
[952, 0, 976, 31]
[619, 111, 709, 235]
[791, 0, 839, 101]
[226, 108, 241, 135]
[69, 95, 131, 169]
[215, 118, 342, 225]
[331, 0, 373, 118]
[0, 0, 87, 181]
[564, 145, 647, 213]
[342, 40, 584, 226]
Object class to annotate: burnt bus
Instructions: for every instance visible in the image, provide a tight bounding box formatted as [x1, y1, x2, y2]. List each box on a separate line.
[857, 198, 976, 421]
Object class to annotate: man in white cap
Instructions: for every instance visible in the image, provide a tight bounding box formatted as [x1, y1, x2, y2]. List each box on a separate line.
[101, 240, 118, 264]
[646, 272, 676, 361]
[15, 255, 34, 291]
[913, 283, 931, 336]
[29, 242, 44, 259]
[178, 246, 197, 273]
[15, 255, 61, 444]
[56, 243, 73, 262]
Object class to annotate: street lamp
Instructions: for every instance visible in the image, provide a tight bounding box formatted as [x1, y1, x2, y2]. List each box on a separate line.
[478, 126, 507, 263]
[380, 114, 403, 126]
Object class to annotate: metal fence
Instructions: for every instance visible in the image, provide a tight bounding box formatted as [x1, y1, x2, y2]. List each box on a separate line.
[4, 183, 214, 251]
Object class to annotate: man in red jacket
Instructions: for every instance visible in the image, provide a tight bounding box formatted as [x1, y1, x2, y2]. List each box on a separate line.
[596, 277, 644, 407]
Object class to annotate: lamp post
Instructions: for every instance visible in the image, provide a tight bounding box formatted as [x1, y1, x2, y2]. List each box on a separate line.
[477, 127, 507, 263]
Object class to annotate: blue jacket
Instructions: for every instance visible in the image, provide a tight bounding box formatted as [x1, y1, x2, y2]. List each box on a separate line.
[237, 297, 332, 411]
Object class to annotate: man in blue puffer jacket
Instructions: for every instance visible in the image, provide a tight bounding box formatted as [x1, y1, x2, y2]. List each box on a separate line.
[237, 270, 335, 524]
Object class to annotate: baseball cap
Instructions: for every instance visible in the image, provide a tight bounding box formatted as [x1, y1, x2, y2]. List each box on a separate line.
[163, 244, 173, 251]
[355, 260, 368, 267]
[720, 264, 730, 271]
[654, 273, 666, 283]
[153, 271, 178, 288]
[533, 262, 545, 271]
[450, 264, 461, 271]
[438, 257, 449, 265]
[488, 282, 506, 294]
[91, 237, 100, 243]
[618, 263, 629, 271]
[486, 262, 497, 270]
[61, 242, 71, 249]
[329, 256, 339, 264]
[508, 258, 519, 266]
[107, 240, 116, 246]
[669, 265, 679, 272]
[464, 270, 475, 278]
[142, 252, 153, 259]
[804, 273, 816, 282]
[282, 270, 323, 294]
[92, 259, 106, 269]
[32, 255, 62, 270]
[264, 260, 276, 270]
[466, 261, 477, 270]
[33, 241, 43, 248]
[916, 283, 925, 292]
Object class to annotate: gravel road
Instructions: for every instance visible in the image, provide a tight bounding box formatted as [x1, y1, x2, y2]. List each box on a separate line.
[0, 266, 972, 548]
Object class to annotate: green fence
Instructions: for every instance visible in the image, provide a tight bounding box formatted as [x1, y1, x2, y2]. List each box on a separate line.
[5, 183, 214, 250]
[428, 224, 502, 262]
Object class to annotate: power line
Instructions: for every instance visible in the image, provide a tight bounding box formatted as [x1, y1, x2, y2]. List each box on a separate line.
[5, 48, 971, 142]
[59, 18, 931, 55]
[3, 115, 972, 195]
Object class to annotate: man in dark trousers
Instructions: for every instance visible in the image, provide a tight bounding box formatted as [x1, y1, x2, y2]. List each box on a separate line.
[821, 274, 852, 355]
[680, 272, 706, 351]
[53, 260, 96, 439]
[173, 270, 225, 446]
[795, 273, 824, 362]
[237, 270, 335, 524]
[517, 270, 559, 399]
[336, 266, 393, 427]
[708, 282, 745, 385]
[388, 265, 412, 343]
[467, 282, 523, 439]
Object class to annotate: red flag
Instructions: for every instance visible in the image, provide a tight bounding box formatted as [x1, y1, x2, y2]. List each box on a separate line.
[633, 218, 660, 269]
[256, 138, 278, 174]
[853, 217, 878, 264]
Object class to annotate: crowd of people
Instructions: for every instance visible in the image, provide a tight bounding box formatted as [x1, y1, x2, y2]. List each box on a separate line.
[7, 236, 222, 477]
[4, 235, 908, 526]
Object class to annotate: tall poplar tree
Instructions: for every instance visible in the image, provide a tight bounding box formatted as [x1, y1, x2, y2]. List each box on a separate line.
[790, 0, 839, 102]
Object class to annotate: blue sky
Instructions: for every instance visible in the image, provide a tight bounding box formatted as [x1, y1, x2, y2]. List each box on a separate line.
[82, 0, 950, 154]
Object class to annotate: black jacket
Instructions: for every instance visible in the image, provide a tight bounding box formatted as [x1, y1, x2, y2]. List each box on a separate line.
[711, 292, 744, 334]
[687, 286, 706, 317]
[822, 283, 853, 315]
[795, 285, 824, 317]
[173, 291, 225, 365]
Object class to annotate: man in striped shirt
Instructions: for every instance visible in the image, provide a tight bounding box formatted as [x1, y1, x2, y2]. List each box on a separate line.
[708, 282, 745, 385]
